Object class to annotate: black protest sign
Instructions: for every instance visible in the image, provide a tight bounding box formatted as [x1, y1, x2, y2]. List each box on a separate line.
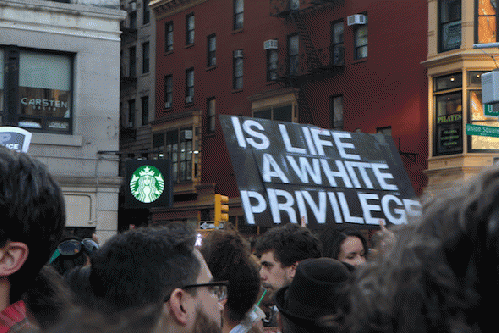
[220, 115, 421, 228]
[124, 159, 173, 209]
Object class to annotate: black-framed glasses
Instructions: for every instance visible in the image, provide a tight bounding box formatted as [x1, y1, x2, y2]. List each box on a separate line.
[165, 281, 229, 302]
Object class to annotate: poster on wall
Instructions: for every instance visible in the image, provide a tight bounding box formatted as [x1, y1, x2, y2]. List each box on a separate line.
[220, 115, 421, 229]
[0, 127, 32, 153]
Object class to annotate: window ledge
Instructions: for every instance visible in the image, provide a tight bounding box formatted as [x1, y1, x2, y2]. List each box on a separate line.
[206, 65, 217, 72]
[31, 133, 83, 147]
[231, 88, 243, 94]
[165, 50, 174, 55]
[185, 43, 195, 49]
[232, 28, 244, 34]
[352, 58, 368, 64]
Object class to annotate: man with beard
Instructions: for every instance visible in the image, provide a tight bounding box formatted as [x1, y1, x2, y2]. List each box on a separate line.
[63, 224, 225, 333]
[255, 224, 322, 328]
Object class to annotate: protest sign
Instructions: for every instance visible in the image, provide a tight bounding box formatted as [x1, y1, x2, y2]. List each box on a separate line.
[220, 115, 420, 228]
[0, 127, 32, 153]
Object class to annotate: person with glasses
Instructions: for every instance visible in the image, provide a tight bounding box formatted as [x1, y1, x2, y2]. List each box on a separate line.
[0, 146, 65, 332]
[62, 223, 225, 333]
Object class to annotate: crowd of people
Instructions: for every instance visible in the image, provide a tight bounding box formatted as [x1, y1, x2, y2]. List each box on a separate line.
[0, 145, 496, 333]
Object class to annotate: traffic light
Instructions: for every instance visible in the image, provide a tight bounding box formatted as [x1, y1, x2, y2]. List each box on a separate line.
[214, 194, 229, 227]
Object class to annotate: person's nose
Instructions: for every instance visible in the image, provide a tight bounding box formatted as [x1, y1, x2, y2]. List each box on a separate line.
[260, 268, 268, 280]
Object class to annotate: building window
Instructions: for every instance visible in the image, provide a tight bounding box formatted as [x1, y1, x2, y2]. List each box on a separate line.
[4, 49, 73, 134]
[128, 99, 136, 128]
[186, 68, 194, 103]
[253, 105, 293, 122]
[233, 50, 244, 90]
[467, 71, 499, 152]
[2, 48, 74, 133]
[439, 0, 461, 52]
[207, 34, 216, 67]
[186, 13, 195, 45]
[130, 10, 137, 29]
[354, 23, 368, 60]
[207, 97, 216, 133]
[331, 21, 344, 66]
[165, 21, 174, 52]
[153, 128, 194, 182]
[288, 34, 299, 76]
[164, 75, 173, 108]
[141, 96, 148, 126]
[267, 49, 279, 81]
[330, 95, 343, 130]
[129, 46, 136, 78]
[142, 42, 149, 73]
[142, 0, 150, 25]
[234, 0, 244, 30]
[476, 0, 497, 44]
[290, 0, 299, 10]
[434, 73, 462, 155]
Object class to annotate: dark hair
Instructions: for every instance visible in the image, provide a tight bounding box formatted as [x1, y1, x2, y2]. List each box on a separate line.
[0, 146, 65, 303]
[23, 266, 72, 330]
[346, 167, 499, 332]
[75, 224, 200, 313]
[281, 314, 348, 333]
[200, 228, 261, 322]
[255, 224, 322, 267]
[318, 227, 368, 260]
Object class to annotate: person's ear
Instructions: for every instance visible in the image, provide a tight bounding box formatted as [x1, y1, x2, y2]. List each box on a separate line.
[0, 242, 28, 277]
[286, 261, 298, 280]
[166, 288, 191, 326]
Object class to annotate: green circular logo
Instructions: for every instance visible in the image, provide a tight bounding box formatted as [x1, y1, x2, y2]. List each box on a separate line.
[130, 165, 165, 203]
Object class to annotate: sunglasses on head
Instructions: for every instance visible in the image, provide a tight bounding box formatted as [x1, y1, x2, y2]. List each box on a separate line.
[48, 238, 99, 264]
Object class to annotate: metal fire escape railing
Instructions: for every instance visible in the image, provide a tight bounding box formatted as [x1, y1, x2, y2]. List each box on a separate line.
[270, 0, 340, 125]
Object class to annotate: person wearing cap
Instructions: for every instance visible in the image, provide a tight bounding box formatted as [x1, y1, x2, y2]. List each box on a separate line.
[0, 146, 65, 332]
[274, 258, 351, 333]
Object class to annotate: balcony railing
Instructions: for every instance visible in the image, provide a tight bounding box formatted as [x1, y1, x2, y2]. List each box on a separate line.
[48, 0, 120, 10]
[270, 0, 337, 16]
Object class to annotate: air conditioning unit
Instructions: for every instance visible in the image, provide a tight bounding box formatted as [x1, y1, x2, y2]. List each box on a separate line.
[347, 14, 367, 26]
[264, 39, 278, 50]
[234, 49, 244, 58]
[165, 101, 172, 108]
[186, 96, 193, 103]
[129, 1, 137, 11]
[183, 130, 193, 140]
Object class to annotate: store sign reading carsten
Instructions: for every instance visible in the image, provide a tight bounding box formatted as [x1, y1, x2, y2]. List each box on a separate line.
[220, 116, 420, 228]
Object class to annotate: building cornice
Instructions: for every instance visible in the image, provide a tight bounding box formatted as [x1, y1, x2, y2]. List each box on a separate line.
[150, 0, 208, 20]
[421, 50, 499, 69]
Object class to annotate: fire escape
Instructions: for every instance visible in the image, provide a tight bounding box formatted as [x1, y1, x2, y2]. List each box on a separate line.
[270, 0, 342, 124]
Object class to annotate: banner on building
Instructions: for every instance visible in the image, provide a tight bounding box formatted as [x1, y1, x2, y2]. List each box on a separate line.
[124, 159, 173, 209]
[0, 127, 32, 153]
[220, 115, 420, 228]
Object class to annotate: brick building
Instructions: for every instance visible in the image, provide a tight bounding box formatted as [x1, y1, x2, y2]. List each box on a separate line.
[149, 0, 428, 232]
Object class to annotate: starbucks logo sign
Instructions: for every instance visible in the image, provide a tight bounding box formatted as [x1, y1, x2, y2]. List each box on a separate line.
[130, 165, 165, 203]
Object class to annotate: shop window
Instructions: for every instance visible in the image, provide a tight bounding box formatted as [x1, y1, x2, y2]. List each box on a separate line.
[253, 105, 293, 122]
[165, 21, 174, 52]
[153, 128, 194, 182]
[439, 0, 461, 52]
[12, 50, 73, 134]
[234, 0, 244, 30]
[434, 73, 463, 155]
[467, 71, 499, 152]
[476, 0, 497, 44]
[332, 21, 344, 66]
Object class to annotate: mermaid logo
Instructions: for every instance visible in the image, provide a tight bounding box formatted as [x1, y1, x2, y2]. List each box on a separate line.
[130, 165, 165, 203]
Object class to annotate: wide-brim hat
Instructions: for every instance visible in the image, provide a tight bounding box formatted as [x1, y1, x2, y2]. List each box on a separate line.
[273, 257, 351, 323]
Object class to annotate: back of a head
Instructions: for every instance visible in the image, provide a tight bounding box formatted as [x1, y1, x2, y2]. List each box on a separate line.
[0, 146, 65, 302]
[86, 224, 200, 313]
[255, 224, 322, 266]
[200, 228, 261, 323]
